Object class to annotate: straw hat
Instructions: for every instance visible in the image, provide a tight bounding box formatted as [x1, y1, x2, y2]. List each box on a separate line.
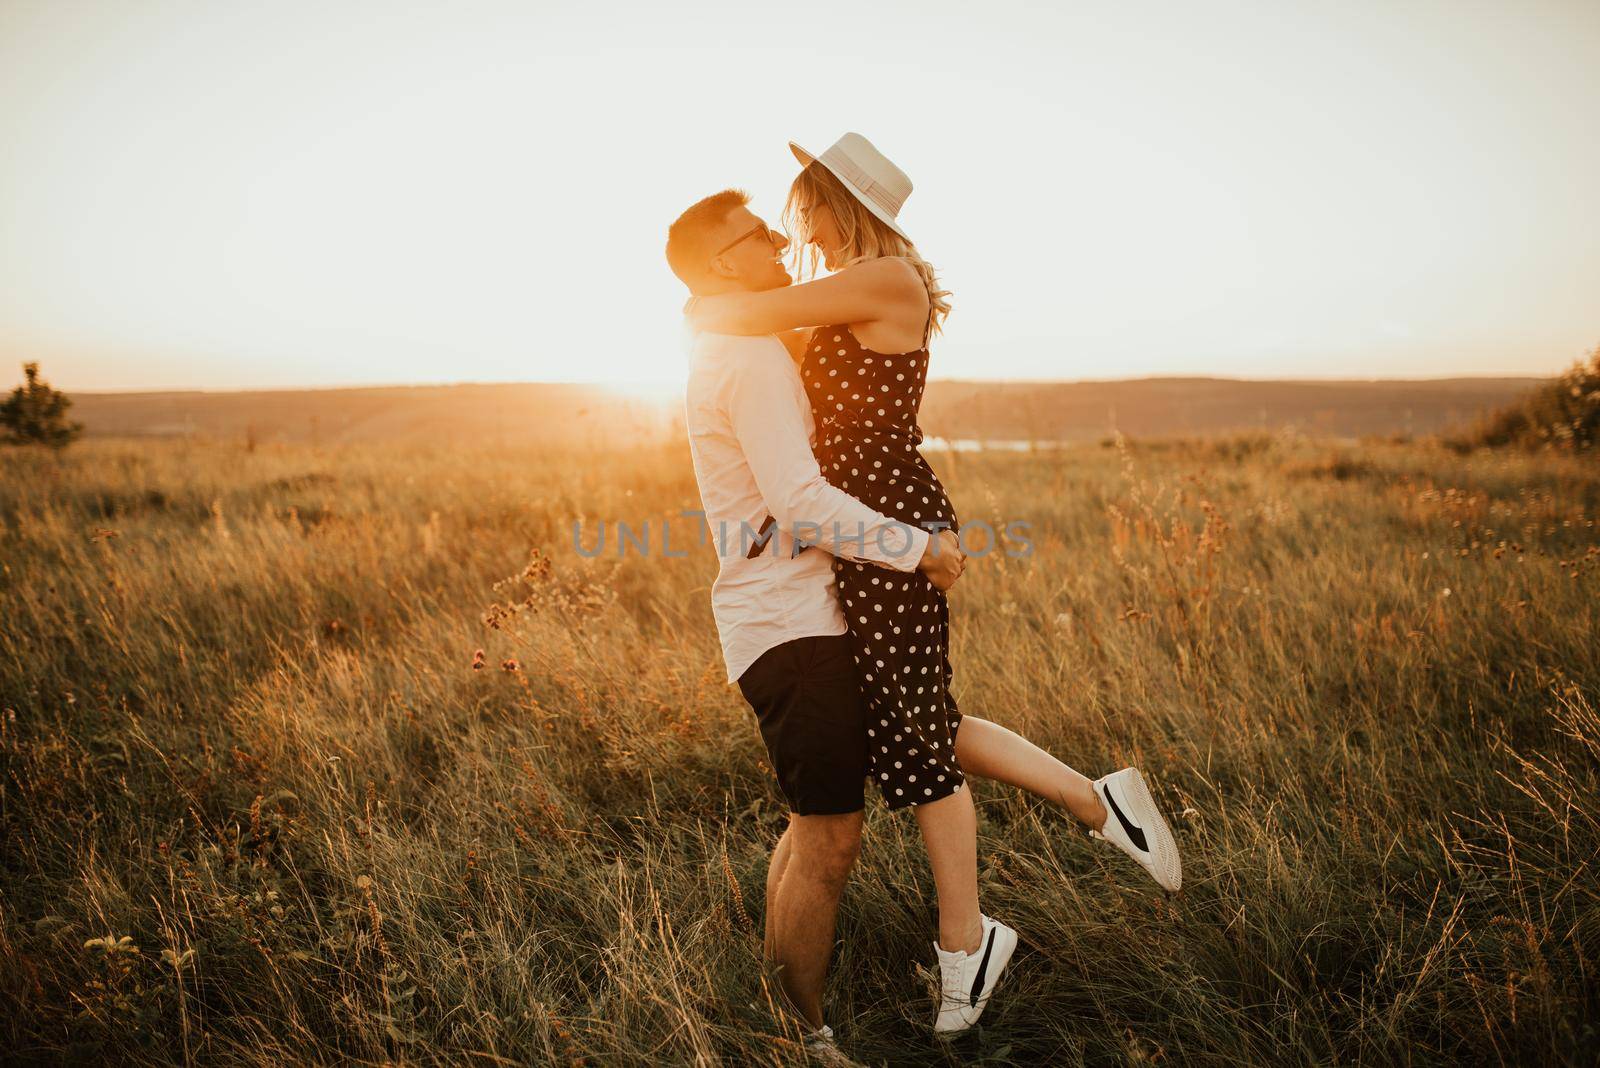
[789, 132, 912, 241]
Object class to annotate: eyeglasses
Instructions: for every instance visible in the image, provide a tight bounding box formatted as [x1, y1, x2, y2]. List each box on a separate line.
[712, 223, 781, 260]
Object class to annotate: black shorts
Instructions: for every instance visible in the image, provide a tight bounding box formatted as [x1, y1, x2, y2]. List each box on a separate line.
[737, 634, 868, 816]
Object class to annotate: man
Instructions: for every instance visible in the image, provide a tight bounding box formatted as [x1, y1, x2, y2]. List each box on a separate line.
[666, 189, 964, 1052]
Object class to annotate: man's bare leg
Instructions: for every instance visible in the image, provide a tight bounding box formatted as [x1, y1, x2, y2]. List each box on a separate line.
[767, 810, 863, 1029]
[953, 715, 1107, 829]
[764, 821, 794, 961]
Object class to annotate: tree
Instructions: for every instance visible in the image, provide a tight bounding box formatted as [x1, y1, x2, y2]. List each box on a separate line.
[1, 362, 84, 449]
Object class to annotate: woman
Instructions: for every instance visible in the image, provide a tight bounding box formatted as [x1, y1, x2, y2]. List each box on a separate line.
[687, 133, 1182, 1035]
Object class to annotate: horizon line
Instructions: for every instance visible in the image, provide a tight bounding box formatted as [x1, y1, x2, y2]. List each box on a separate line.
[63, 371, 1558, 397]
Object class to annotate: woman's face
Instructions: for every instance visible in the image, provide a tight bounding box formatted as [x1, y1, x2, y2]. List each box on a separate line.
[804, 202, 844, 271]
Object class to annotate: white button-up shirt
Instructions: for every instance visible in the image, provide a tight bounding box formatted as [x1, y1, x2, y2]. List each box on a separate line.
[685, 331, 930, 682]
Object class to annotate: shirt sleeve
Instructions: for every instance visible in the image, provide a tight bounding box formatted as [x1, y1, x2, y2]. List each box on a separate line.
[725, 340, 930, 572]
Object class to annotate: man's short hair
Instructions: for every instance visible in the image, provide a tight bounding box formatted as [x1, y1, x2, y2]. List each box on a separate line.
[665, 188, 750, 288]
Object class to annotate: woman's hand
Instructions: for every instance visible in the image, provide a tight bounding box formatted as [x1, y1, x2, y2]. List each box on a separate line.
[685, 292, 753, 334]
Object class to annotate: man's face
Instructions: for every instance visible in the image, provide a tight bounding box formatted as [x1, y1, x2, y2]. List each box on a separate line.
[707, 206, 791, 292]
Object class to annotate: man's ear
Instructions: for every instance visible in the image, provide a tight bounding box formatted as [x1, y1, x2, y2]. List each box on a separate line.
[707, 253, 738, 282]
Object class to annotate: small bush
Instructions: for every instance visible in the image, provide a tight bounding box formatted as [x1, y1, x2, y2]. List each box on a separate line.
[1284, 451, 1376, 481]
[1450, 345, 1600, 452]
[1, 362, 84, 449]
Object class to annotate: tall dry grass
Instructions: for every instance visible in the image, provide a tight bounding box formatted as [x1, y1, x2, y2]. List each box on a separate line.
[1, 433, 1596, 1065]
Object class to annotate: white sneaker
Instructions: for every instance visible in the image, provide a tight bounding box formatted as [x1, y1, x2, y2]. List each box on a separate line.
[1091, 767, 1182, 891]
[932, 914, 1018, 1036]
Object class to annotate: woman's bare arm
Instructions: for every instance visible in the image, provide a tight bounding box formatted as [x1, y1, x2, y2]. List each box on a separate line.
[687, 258, 925, 336]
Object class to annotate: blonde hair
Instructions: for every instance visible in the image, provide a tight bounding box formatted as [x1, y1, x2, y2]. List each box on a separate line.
[782, 164, 952, 340]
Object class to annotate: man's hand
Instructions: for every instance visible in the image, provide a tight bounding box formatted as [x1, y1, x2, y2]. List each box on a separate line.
[917, 529, 966, 592]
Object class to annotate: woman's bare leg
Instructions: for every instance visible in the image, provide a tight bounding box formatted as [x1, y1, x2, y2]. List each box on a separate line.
[911, 786, 984, 954]
[953, 715, 1108, 830]
[910, 717, 1109, 954]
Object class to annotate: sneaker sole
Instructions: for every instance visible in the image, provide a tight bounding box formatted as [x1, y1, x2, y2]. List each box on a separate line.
[1117, 768, 1182, 892]
[933, 925, 1019, 1037]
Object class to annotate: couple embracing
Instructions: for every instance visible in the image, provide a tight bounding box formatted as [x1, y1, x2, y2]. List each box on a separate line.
[666, 133, 1181, 1056]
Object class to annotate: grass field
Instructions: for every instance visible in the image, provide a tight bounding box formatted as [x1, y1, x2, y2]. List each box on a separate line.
[2, 433, 1597, 1065]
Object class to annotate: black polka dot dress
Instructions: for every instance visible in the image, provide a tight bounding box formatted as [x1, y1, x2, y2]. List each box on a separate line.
[802, 324, 963, 810]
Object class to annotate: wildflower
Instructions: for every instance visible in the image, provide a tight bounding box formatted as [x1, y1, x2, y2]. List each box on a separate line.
[501, 658, 520, 673]
[471, 649, 486, 671]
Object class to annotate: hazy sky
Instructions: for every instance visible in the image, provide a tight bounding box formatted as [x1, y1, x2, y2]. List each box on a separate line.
[2, 0, 1597, 392]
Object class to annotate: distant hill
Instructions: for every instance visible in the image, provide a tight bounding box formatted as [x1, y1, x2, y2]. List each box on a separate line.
[917, 376, 1544, 443]
[65, 383, 678, 450]
[62, 376, 1543, 447]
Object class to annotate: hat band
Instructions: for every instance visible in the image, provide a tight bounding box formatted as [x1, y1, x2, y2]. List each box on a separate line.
[820, 148, 902, 219]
